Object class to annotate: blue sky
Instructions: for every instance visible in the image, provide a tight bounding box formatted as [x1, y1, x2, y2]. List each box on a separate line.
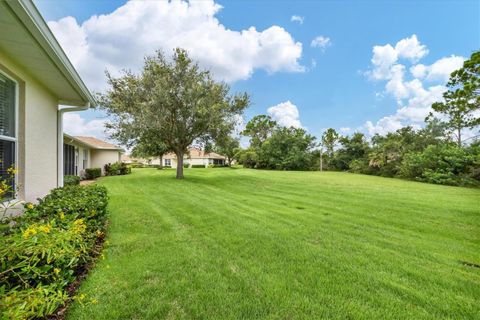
[36, 0, 479, 142]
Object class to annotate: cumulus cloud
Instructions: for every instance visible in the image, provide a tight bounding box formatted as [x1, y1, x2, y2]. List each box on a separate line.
[364, 35, 465, 135]
[48, 0, 304, 90]
[63, 113, 110, 141]
[368, 34, 428, 81]
[422, 56, 464, 82]
[394, 34, 428, 62]
[311, 36, 331, 51]
[291, 15, 304, 24]
[267, 101, 302, 128]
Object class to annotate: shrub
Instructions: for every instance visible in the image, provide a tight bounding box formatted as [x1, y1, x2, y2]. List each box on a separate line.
[119, 162, 131, 175]
[191, 164, 206, 168]
[64, 175, 80, 186]
[399, 144, 479, 186]
[104, 162, 131, 176]
[0, 184, 108, 319]
[85, 168, 101, 180]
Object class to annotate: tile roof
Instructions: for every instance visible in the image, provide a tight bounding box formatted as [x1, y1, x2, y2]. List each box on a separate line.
[74, 136, 123, 150]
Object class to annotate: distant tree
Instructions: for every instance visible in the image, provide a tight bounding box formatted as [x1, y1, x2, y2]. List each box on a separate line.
[429, 50, 480, 146]
[399, 143, 479, 186]
[321, 128, 339, 157]
[242, 115, 277, 148]
[256, 127, 316, 170]
[333, 133, 370, 171]
[131, 130, 170, 168]
[215, 136, 240, 166]
[99, 49, 249, 179]
[237, 148, 258, 168]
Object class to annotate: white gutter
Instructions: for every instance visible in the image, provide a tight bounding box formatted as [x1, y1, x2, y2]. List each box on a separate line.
[57, 103, 90, 187]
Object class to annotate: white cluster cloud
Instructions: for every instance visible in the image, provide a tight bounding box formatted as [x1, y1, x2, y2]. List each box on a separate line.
[291, 15, 304, 24]
[63, 113, 110, 140]
[48, 0, 305, 91]
[267, 101, 302, 128]
[410, 55, 465, 82]
[311, 36, 331, 51]
[365, 34, 464, 135]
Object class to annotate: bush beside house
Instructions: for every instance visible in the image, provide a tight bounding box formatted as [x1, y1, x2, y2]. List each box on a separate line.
[0, 184, 109, 319]
[85, 168, 102, 180]
[64, 175, 81, 186]
[104, 162, 132, 176]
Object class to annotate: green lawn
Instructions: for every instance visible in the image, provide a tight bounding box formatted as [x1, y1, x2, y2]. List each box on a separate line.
[67, 168, 480, 319]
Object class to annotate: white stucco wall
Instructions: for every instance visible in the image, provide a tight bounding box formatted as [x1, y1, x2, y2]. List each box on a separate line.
[0, 50, 59, 202]
[90, 149, 121, 175]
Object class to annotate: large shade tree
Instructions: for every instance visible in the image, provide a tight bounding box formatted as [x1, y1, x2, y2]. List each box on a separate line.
[131, 130, 170, 168]
[99, 49, 250, 178]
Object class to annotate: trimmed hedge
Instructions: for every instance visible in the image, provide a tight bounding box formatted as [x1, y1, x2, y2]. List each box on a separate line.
[191, 164, 207, 168]
[64, 175, 80, 186]
[104, 162, 131, 176]
[0, 184, 109, 319]
[85, 168, 101, 180]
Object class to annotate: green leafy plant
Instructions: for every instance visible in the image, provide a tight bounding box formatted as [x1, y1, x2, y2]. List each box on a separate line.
[0, 166, 22, 222]
[0, 184, 108, 319]
[104, 162, 131, 176]
[85, 168, 101, 180]
[64, 175, 80, 186]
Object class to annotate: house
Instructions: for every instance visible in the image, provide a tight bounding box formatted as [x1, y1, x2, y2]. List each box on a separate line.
[123, 148, 225, 168]
[163, 147, 226, 168]
[0, 0, 95, 202]
[63, 135, 124, 177]
[120, 154, 136, 164]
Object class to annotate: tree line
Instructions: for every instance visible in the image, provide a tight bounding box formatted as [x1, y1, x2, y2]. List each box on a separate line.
[233, 51, 479, 186]
[98, 48, 478, 186]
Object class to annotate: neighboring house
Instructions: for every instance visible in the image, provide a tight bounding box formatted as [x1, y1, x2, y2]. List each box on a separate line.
[163, 148, 226, 168]
[63, 135, 124, 176]
[121, 154, 135, 164]
[0, 0, 95, 202]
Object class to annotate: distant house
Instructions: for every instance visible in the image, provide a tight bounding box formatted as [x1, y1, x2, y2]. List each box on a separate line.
[63, 135, 124, 176]
[0, 0, 95, 202]
[121, 154, 135, 164]
[164, 148, 226, 168]
[126, 147, 226, 168]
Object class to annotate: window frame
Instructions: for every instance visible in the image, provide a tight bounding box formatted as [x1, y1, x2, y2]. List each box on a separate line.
[83, 149, 88, 171]
[0, 69, 19, 200]
[164, 159, 171, 166]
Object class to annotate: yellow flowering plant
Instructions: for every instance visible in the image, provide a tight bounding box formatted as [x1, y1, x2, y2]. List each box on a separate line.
[0, 166, 22, 223]
[1, 184, 109, 319]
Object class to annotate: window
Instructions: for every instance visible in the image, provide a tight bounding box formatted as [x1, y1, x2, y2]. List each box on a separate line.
[164, 159, 171, 166]
[83, 149, 88, 170]
[0, 72, 17, 199]
[213, 159, 224, 165]
[64, 144, 75, 176]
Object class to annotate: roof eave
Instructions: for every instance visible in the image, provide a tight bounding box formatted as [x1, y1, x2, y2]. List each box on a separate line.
[6, 0, 96, 107]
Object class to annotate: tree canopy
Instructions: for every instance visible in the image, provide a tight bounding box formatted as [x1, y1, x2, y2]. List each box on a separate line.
[99, 49, 249, 178]
[430, 50, 480, 146]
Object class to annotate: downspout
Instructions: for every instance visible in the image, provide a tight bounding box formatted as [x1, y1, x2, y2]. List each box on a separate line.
[57, 103, 90, 187]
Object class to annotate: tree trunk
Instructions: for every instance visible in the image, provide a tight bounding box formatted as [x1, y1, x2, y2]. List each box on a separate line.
[457, 127, 462, 147]
[159, 155, 163, 169]
[176, 152, 184, 179]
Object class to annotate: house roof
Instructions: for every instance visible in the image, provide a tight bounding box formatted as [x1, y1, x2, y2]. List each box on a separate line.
[164, 147, 226, 160]
[64, 134, 124, 152]
[74, 136, 124, 151]
[121, 154, 137, 162]
[0, 0, 95, 107]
